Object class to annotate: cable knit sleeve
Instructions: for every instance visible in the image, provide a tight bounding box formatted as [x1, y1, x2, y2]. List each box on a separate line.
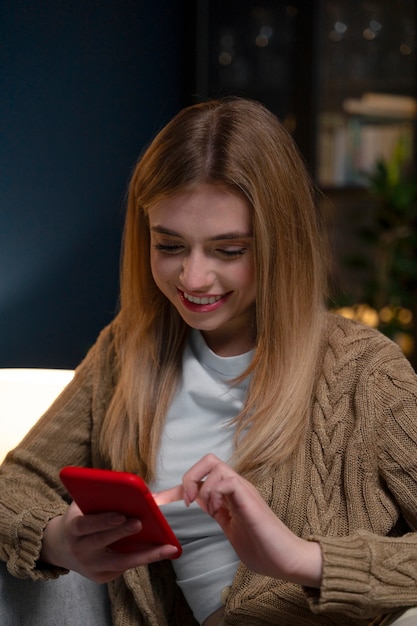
[306, 322, 417, 618]
[0, 323, 118, 580]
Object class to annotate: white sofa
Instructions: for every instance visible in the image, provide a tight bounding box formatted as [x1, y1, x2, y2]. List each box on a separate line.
[0, 368, 74, 462]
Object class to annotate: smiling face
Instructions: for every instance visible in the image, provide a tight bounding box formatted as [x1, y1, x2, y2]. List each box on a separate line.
[149, 184, 256, 356]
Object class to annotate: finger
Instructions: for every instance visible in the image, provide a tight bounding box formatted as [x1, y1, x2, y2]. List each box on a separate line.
[153, 485, 183, 505]
[101, 544, 181, 582]
[196, 474, 239, 517]
[182, 453, 225, 503]
[79, 518, 144, 553]
[76, 543, 181, 584]
[65, 501, 132, 538]
[70, 510, 134, 537]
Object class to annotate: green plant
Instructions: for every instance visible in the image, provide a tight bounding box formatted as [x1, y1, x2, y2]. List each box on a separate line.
[365, 140, 417, 313]
[334, 138, 417, 359]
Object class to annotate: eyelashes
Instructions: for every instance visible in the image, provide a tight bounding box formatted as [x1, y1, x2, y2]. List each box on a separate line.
[153, 243, 247, 259]
[216, 248, 246, 259]
[154, 244, 183, 255]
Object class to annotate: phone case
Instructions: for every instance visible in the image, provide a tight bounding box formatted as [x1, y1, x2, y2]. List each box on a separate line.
[59, 466, 182, 556]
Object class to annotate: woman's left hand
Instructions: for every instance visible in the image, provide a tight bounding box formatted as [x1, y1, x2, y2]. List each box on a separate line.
[155, 454, 322, 588]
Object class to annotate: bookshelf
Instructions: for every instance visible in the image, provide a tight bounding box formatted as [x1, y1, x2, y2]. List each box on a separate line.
[316, 0, 416, 189]
[190, 0, 417, 364]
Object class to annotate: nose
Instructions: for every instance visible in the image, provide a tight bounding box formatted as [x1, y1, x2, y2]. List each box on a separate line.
[179, 251, 215, 292]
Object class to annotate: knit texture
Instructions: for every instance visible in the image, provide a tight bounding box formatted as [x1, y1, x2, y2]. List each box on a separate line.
[1, 313, 416, 625]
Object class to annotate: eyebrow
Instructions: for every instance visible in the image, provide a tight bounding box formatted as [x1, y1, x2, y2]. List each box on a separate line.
[150, 226, 253, 241]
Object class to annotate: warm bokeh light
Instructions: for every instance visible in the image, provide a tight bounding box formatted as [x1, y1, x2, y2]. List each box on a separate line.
[335, 304, 414, 356]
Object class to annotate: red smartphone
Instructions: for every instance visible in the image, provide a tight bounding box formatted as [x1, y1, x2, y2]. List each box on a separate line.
[59, 466, 182, 557]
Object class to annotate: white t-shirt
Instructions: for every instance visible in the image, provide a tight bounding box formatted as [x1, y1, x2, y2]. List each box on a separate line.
[150, 330, 253, 624]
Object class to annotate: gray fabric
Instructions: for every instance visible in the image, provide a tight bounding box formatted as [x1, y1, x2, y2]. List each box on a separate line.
[0, 561, 113, 625]
[380, 608, 417, 625]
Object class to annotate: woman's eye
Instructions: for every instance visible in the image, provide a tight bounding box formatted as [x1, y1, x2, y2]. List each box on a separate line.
[154, 243, 184, 255]
[216, 247, 246, 259]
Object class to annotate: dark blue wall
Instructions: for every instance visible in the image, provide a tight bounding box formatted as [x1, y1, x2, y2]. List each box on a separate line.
[0, 1, 189, 367]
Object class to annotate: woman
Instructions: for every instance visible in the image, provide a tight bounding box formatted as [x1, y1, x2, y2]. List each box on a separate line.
[1, 98, 417, 625]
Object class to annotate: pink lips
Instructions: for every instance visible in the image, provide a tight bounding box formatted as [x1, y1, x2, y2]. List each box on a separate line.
[178, 290, 231, 313]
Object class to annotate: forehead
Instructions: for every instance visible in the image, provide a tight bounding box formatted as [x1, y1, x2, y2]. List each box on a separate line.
[148, 185, 252, 236]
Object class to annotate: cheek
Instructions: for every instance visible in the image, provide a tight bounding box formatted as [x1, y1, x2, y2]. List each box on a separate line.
[236, 261, 256, 305]
[150, 254, 177, 286]
[150, 249, 166, 275]
[149, 254, 166, 292]
[149, 252, 158, 282]
[236, 258, 256, 289]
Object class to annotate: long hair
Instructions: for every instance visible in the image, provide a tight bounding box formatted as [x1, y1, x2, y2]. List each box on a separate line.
[101, 98, 327, 482]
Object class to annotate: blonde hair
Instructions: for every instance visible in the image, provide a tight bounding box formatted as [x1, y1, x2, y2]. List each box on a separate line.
[101, 98, 327, 482]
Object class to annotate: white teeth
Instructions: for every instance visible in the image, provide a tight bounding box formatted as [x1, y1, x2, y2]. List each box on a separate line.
[184, 293, 222, 305]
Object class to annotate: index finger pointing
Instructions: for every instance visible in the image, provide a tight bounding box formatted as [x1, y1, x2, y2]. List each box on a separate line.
[153, 485, 184, 506]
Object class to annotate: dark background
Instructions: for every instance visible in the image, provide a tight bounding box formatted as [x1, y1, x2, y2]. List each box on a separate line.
[1, 1, 416, 368]
[0, 0, 193, 367]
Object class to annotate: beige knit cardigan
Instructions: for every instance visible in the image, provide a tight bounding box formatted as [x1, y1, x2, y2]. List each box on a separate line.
[1, 313, 417, 625]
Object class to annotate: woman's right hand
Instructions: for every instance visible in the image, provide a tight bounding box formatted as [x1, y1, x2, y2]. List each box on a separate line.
[156, 454, 322, 588]
[40, 500, 179, 583]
